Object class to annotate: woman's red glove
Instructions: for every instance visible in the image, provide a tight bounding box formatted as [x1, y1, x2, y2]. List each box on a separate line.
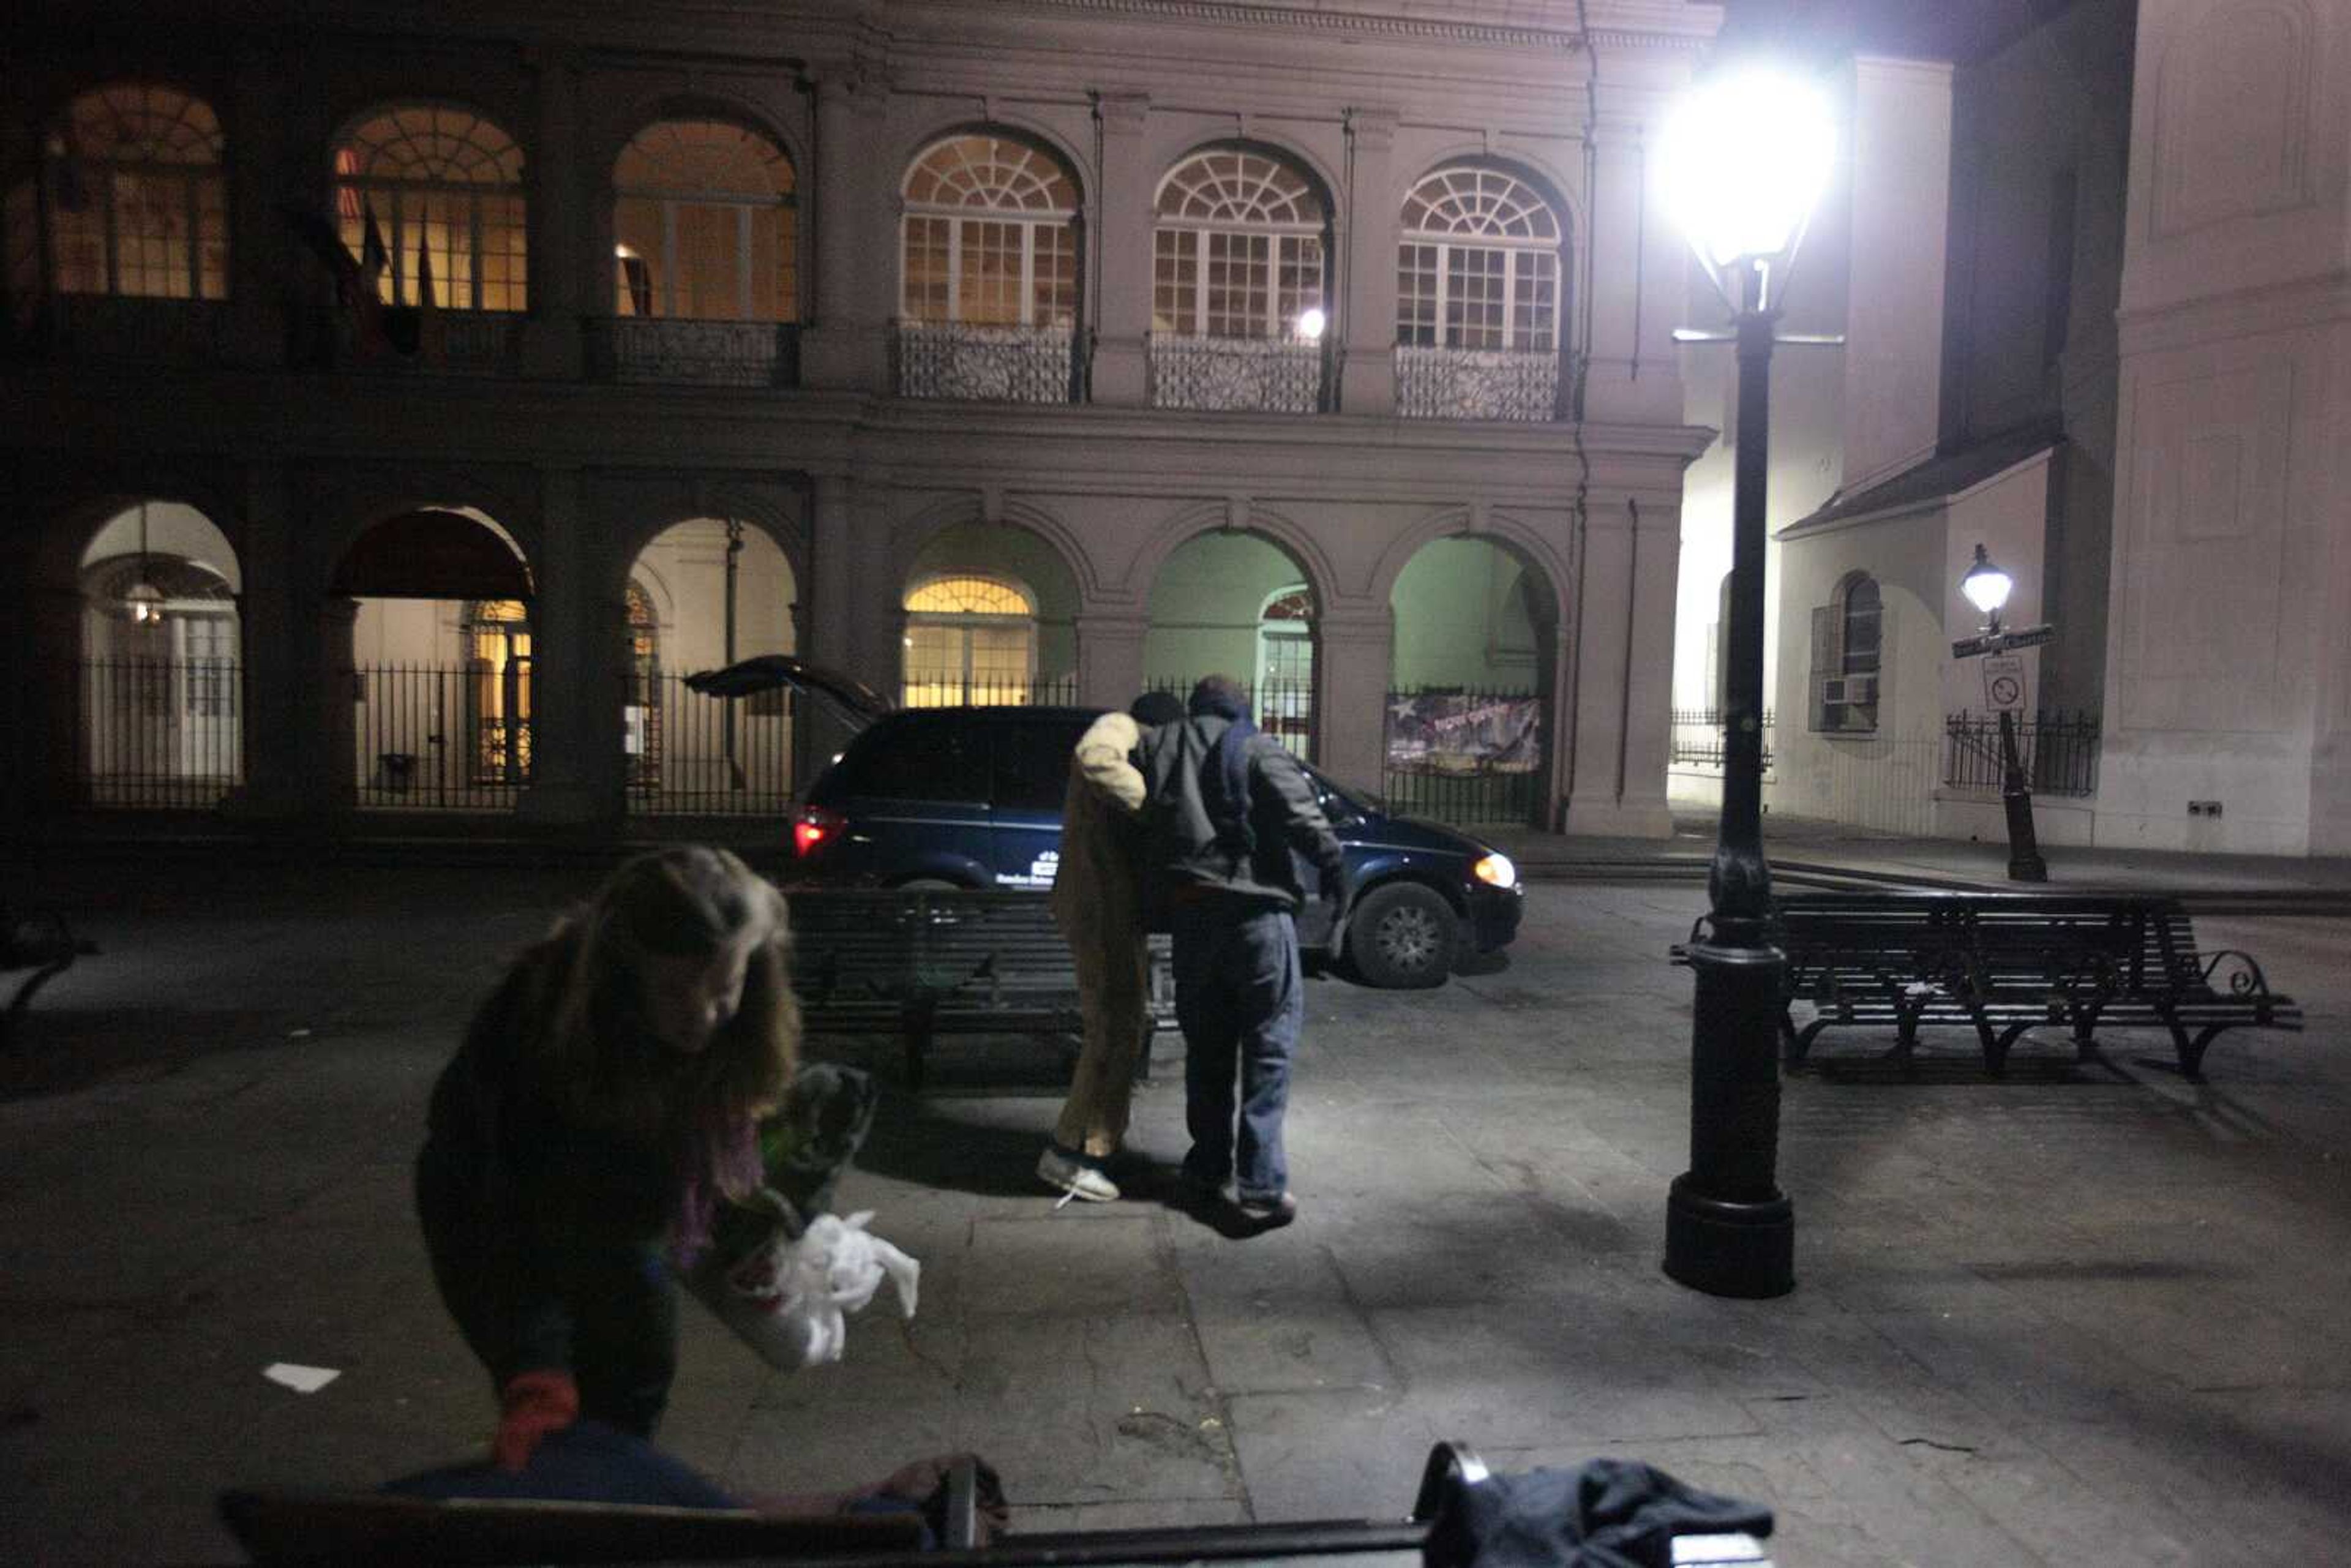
[492, 1370, 579, 1472]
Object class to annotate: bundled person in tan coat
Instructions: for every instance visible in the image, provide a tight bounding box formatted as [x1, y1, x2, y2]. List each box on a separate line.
[1037, 690, 1187, 1201]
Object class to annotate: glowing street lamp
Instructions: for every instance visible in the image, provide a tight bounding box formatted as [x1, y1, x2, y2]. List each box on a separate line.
[1657, 66, 1836, 1300]
[1957, 544, 2049, 882]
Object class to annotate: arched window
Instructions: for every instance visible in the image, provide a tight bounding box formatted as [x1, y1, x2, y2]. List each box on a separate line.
[1153, 148, 1326, 340]
[1397, 166, 1561, 351]
[613, 121, 797, 321]
[903, 574, 1037, 707]
[45, 84, 228, 300]
[900, 135, 1079, 328]
[1811, 573, 1882, 732]
[462, 598, 532, 781]
[334, 106, 527, 312]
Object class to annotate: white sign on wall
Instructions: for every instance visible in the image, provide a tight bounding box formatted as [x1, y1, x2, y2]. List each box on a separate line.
[1981, 655, 2028, 715]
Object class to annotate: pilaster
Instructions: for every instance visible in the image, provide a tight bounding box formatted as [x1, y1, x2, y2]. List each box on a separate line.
[227, 40, 287, 369]
[801, 66, 891, 391]
[1338, 107, 1401, 416]
[1092, 91, 1153, 406]
[219, 461, 302, 820]
[1562, 495, 1674, 837]
[1076, 604, 1149, 707]
[522, 40, 585, 380]
[1579, 103, 1685, 427]
[519, 465, 623, 825]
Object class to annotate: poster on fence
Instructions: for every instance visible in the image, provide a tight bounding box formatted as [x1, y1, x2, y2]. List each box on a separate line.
[1385, 691, 1542, 773]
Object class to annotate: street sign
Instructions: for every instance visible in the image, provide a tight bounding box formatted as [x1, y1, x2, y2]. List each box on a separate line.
[1951, 623, 2056, 659]
[1982, 654, 2028, 715]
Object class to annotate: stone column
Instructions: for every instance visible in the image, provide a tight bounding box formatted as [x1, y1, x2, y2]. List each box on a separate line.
[522, 41, 585, 380]
[18, 576, 81, 822]
[1076, 604, 1149, 707]
[800, 67, 891, 391]
[220, 460, 301, 820]
[1338, 107, 1401, 416]
[1314, 603, 1393, 795]
[1090, 92, 1153, 405]
[1561, 495, 1674, 836]
[519, 465, 622, 825]
[318, 596, 360, 817]
[800, 473, 864, 773]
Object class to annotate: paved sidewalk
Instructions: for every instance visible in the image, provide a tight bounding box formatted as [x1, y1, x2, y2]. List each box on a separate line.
[2, 863, 2346, 1566]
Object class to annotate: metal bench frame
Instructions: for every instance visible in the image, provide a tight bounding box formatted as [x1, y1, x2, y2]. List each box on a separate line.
[2, 905, 99, 1050]
[789, 889, 1174, 1090]
[1676, 891, 2300, 1078]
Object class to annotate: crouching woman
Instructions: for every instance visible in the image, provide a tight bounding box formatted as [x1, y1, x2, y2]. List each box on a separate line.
[416, 846, 797, 1469]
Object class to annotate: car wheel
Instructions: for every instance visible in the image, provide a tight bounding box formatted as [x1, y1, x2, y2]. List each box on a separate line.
[1346, 882, 1457, 989]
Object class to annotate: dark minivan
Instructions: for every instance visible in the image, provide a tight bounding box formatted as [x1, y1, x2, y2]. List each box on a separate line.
[686, 661, 1522, 988]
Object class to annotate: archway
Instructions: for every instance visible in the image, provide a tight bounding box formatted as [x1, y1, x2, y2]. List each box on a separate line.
[1385, 535, 1555, 823]
[901, 523, 1080, 705]
[77, 500, 243, 808]
[1144, 530, 1319, 758]
[624, 517, 798, 814]
[331, 507, 533, 809]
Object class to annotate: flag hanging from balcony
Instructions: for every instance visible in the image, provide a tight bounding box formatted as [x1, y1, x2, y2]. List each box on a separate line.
[413, 222, 443, 362]
[276, 201, 391, 360]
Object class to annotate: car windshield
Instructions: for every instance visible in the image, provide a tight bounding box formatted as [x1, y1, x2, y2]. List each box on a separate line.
[1302, 763, 1381, 820]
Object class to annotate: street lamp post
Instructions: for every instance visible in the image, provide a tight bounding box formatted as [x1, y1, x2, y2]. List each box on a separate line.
[1656, 68, 1836, 1299]
[1959, 544, 2049, 882]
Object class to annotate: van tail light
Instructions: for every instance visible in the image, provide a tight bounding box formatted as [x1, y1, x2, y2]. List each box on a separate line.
[793, 806, 846, 858]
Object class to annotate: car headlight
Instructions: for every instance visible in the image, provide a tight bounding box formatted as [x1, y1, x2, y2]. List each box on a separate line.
[1472, 853, 1517, 890]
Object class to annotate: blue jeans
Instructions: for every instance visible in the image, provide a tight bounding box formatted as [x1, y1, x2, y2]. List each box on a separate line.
[1171, 901, 1303, 1201]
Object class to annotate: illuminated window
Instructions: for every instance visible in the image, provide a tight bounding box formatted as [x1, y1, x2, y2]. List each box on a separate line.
[335, 106, 527, 312]
[1397, 166, 1561, 351]
[613, 121, 797, 321]
[1153, 148, 1325, 340]
[900, 135, 1080, 328]
[463, 599, 533, 779]
[45, 83, 228, 301]
[902, 574, 1037, 707]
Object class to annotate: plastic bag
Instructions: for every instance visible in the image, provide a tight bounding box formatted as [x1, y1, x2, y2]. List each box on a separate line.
[686, 1209, 919, 1369]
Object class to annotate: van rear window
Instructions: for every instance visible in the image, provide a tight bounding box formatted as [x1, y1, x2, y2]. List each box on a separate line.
[825, 714, 986, 803]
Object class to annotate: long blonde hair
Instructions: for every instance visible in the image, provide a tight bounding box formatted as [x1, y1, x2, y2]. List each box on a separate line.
[527, 846, 799, 1165]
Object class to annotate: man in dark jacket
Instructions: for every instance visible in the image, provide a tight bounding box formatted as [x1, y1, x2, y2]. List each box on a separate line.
[1137, 674, 1345, 1228]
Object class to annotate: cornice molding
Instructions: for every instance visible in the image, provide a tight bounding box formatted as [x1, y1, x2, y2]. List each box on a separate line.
[959, 0, 1606, 53]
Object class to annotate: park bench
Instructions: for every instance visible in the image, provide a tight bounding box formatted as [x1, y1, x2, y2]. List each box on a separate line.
[787, 888, 1175, 1090]
[2, 904, 99, 1049]
[219, 1442, 1773, 1566]
[1673, 891, 2300, 1078]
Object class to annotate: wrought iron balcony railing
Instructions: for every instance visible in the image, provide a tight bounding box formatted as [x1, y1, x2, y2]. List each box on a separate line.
[24, 295, 236, 365]
[1148, 336, 1326, 413]
[891, 321, 1078, 403]
[1395, 345, 1562, 421]
[590, 318, 801, 388]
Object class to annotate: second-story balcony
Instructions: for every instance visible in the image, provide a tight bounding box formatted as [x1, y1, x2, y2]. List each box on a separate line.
[1149, 335, 1325, 414]
[24, 294, 236, 366]
[587, 318, 800, 388]
[891, 321, 1079, 403]
[1395, 345, 1562, 422]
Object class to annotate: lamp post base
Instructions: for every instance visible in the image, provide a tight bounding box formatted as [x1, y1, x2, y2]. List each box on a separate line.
[1664, 1177, 1794, 1298]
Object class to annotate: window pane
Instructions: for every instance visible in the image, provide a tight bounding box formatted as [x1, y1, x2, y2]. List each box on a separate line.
[1512, 252, 1557, 351]
[1277, 235, 1322, 336]
[1152, 229, 1193, 334]
[1445, 246, 1504, 350]
[955, 219, 1022, 325]
[746, 204, 790, 321]
[196, 172, 228, 299]
[672, 201, 738, 318]
[903, 216, 950, 320]
[1032, 221, 1076, 329]
[1397, 242, 1438, 347]
[1204, 230, 1269, 338]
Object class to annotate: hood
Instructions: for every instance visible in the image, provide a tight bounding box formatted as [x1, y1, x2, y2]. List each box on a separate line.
[683, 655, 893, 732]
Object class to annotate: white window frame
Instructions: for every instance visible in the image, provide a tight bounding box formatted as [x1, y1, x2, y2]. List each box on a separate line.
[614, 121, 797, 321]
[1153, 149, 1329, 341]
[46, 84, 227, 301]
[898, 137, 1079, 328]
[1398, 167, 1562, 353]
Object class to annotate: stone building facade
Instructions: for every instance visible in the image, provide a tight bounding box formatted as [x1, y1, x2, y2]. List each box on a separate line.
[2, 0, 1723, 840]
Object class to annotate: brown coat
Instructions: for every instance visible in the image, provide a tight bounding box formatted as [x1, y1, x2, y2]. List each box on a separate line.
[1047, 710, 1149, 948]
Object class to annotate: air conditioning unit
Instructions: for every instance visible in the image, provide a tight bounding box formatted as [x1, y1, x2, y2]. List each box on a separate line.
[1821, 674, 1877, 705]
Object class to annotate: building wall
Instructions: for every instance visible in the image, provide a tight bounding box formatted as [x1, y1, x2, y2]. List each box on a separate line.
[0, 0, 1723, 836]
[2100, 0, 2351, 854]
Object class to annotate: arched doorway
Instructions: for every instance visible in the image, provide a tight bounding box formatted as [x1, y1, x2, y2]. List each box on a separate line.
[1385, 536, 1554, 824]
[900, 523, 1079, 705]
[331, 507, 533, 809]
[1144, 530, 1318, 759]
[624, 517, 798, 815]
[76, 500, 243, 808]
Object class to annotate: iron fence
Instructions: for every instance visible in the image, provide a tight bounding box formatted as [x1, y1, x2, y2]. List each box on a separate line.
[901, 672, 1084, 710]
[626, 671, 797, 816]
[1146, 676, 1316, 758]
[77, 657, 244, 809]
[1943, 710, 2101, 797]
[351, 663, 529, 811]
[1669, 708, 1777, 771]
[1382, 685, 1543, 825]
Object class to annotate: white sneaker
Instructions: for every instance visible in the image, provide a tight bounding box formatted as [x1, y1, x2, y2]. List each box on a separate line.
[1037, 1146, 1120, 1202]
